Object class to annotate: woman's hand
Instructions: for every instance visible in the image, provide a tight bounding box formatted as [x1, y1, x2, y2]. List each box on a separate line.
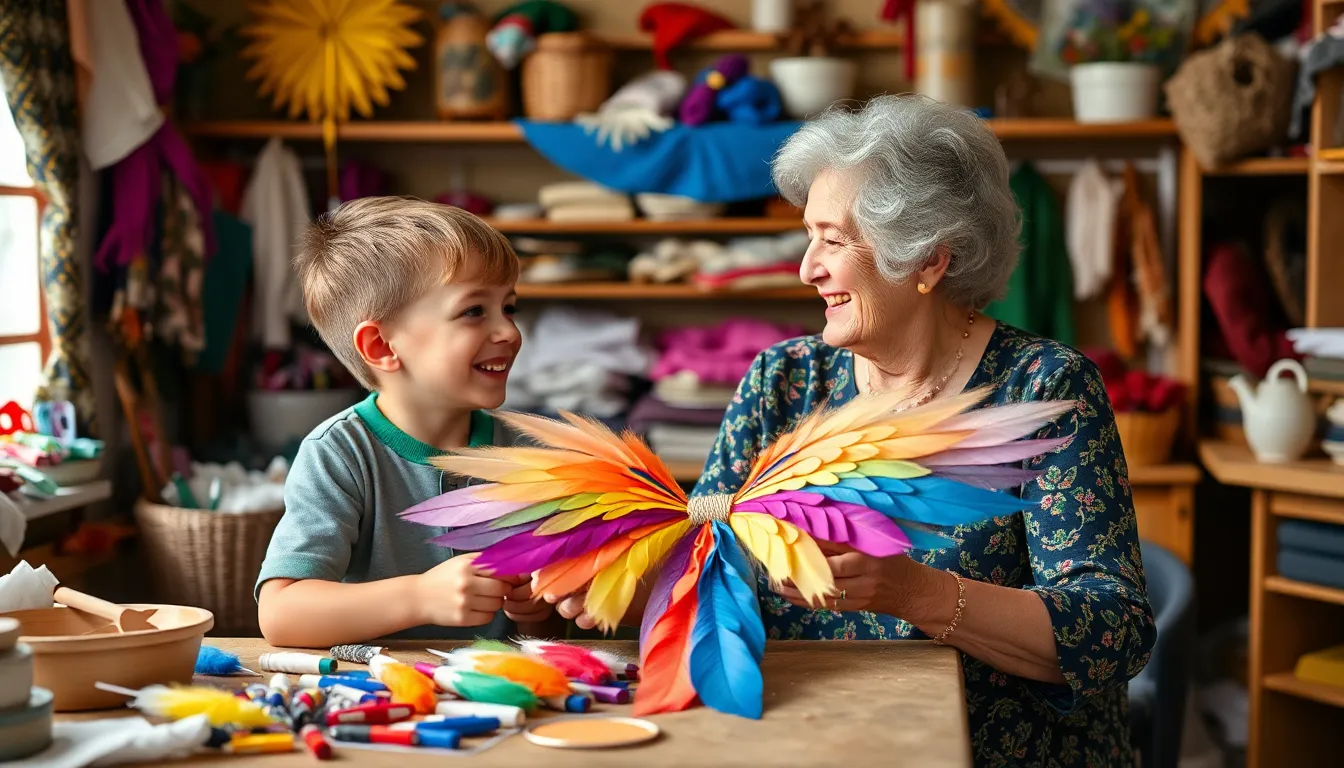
[774, 542, 945, 619]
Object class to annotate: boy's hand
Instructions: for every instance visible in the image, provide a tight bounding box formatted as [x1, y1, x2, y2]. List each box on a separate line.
[416, 553, 512, 627]
[500, 577, 555, 624]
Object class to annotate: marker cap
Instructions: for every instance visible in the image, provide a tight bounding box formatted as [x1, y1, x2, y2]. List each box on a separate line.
[415, 729, 462, 749]
[318, 658, 337, 675]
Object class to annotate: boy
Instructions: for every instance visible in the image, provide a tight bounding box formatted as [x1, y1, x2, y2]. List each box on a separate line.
[256, 196, 556, 647]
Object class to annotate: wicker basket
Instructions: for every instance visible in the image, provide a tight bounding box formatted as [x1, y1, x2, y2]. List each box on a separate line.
[521, 32, 612, 121]
[1164, 33, 1296, 168]
[133, 498, 283, 636]
[1115, 409, 1181, 466]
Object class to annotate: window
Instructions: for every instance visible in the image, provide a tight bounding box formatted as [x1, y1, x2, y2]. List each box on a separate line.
[0, 93, 46, 411]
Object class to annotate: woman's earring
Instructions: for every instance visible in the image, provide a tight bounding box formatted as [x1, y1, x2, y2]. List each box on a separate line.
[917, 282, 931, 294]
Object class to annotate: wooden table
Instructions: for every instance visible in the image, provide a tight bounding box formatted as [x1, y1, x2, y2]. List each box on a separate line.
[59, 639, 971, 767]
[1199, 440, 1344, 768]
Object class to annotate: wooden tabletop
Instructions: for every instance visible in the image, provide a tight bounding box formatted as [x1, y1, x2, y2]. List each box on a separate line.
[58, 638, 971, 767]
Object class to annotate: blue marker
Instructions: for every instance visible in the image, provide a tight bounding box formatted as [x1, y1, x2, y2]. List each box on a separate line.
[415, 729, 461, 749]
[298, 674, 387, 692]
[541, 694, 591, 713]
[415, 716, 499, 737]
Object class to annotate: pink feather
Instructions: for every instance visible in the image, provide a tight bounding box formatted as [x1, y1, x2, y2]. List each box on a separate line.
[517, 640, 613, 685]
[400, 487, 535, 527]
[919, 437, 1069, 467]
[472, 510, 684, 576]
[932, 401, 1077, 449]
[733, 492, 911, 557]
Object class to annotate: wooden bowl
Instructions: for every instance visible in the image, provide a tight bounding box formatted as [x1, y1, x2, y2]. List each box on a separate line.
[1, 604, 213, 711]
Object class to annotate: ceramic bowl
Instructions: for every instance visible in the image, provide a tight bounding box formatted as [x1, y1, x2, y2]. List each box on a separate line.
[37, 458, 102, 487]
[0, 604, 213, 711]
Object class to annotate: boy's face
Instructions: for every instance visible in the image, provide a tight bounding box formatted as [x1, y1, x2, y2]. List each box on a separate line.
[384, 280, 521, 411]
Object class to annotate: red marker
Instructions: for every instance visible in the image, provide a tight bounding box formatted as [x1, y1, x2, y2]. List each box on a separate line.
[300, 725, 331, 760]
[325, 702, 414, 726]
[328, 725, 418, 746]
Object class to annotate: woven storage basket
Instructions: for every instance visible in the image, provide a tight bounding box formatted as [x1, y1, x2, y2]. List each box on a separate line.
[1164, 33, 1296, 169]
[1115, 409, 1181, 466]
[522, 32, 612, 120]
[133, 498, 283, 636]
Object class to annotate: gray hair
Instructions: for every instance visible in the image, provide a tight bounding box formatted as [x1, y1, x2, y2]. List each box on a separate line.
[771, 94, 1022, 309]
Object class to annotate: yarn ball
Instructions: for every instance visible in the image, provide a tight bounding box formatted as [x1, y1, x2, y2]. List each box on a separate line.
[717, 76, 782, 125]
[678, 54, 751, 126]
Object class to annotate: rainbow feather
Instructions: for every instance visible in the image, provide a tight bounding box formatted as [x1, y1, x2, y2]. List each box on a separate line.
[402, 386, 1073, 719]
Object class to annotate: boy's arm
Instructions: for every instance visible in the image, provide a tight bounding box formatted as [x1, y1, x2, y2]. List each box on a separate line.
[259, 576, 428, 647]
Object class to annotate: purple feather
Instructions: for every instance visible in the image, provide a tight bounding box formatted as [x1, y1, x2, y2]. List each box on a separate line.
[400, 486, 535, 527]
[930, 465, 1041, 490]
[734, 492, 911, 557]
[639, 531, 697, 649]
[429, 518, 545, 551]
[473, 510, 685, 576]
[919, 437, 1068, 467]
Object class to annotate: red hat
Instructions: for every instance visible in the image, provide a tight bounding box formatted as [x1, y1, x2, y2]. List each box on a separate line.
[638, 2, 735, 70]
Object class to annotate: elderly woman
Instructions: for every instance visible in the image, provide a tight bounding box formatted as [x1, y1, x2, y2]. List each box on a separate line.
[551, 95, 1154, 767]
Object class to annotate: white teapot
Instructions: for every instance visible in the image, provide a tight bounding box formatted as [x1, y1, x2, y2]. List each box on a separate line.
[1229, 359, 1316, 463]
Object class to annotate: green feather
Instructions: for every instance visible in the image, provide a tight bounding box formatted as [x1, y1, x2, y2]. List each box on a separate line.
[488, 494, 602, 529]
[445, 668, 538, 709]
[468, 638, 517, 654]
[848, 460, 932, 479]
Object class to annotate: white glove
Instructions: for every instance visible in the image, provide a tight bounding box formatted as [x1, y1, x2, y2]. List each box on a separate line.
[575, 106, 674, 152]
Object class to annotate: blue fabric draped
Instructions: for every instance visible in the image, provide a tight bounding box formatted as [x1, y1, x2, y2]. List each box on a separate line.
[514, 120, 804, 203]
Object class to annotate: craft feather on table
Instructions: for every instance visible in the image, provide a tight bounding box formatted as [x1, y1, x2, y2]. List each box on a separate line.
[400, 385, 1074, 719]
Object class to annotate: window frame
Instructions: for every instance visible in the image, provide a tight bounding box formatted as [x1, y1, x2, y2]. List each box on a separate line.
[0, 182, 51, 368]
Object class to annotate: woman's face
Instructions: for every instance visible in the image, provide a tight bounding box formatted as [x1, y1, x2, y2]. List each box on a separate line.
[800, 169, 913, 353]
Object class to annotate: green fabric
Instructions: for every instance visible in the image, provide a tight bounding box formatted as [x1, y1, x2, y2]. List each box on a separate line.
[493, 0, 579, 31]
[352, 393, 494, 464]
[985, 163, 1076, 347]
[255, 399, 513, 640]
[193, 212, 253, 373]
[0, 0, 95, 433]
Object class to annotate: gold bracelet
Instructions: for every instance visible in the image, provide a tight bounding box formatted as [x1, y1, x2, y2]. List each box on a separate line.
[931, 572, 966, 646]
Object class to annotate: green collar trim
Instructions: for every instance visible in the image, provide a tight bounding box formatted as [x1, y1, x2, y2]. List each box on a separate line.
[354, 393, 494, 465]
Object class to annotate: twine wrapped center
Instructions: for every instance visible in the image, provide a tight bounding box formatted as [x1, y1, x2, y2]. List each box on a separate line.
[687, 493, 733, 524]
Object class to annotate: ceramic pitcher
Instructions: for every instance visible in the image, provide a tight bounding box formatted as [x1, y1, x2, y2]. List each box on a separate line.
[1229, 359, 1315, 463]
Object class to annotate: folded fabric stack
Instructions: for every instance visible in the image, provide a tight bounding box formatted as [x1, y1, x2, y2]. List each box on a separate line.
[504, 307, 653, 418]
[631, 319, 806, 464]
[629, 231, 808, 290]
[511, 237, 631, 284]
[537, 181, 634, 223]
[635, 193, 724, 221]
[1278, 519, 1344, 590]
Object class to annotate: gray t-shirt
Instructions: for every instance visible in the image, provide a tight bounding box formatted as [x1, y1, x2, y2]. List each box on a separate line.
[255, 393, 516, 640]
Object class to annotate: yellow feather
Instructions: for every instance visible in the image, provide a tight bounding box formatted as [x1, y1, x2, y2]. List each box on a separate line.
[786, 530, 834, 606]
[729, 514, 832, 604]
[586, 520, 693, 631]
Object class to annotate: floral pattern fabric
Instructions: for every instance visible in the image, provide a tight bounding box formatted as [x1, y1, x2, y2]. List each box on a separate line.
[693, 323, 1155, 768]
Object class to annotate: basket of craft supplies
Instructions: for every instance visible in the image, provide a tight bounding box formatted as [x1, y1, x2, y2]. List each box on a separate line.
[133, 459, 288, 636]
[522, 32, 612, 120]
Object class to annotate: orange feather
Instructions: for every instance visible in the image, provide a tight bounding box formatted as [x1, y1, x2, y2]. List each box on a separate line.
[634, 524, 711, 716]
[472, 653, 571, 696]
[373, 658, 438, 715]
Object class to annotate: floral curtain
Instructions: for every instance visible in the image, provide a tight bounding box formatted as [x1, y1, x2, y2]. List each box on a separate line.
[0, 0, 96, 435]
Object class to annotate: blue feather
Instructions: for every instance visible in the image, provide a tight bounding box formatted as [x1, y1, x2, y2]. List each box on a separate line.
[688, 521, 765, 719]
[195, 645, 247, 676]
[806, 475, 1032, 527]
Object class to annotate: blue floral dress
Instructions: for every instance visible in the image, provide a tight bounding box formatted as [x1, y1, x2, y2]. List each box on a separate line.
[693, 323, 1155, 768]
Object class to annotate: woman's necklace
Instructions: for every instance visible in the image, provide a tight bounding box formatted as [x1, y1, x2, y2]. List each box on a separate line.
[862, 310, 976, 411]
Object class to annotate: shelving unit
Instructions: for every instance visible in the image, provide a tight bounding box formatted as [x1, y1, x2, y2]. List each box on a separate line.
[1199, 439, 1344, 768]
[517, 283, 814, 300]
[489, 218, 801, 235]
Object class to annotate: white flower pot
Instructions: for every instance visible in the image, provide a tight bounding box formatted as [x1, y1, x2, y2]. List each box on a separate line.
[1069, 62, 1160, 123]
[770, 57, 858, 119]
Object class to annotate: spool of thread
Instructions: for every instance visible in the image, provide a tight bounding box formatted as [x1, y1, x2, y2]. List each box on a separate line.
[329, 644, 383, 664]
[259, 653, 337, 676]
[434, 699, 525, 728]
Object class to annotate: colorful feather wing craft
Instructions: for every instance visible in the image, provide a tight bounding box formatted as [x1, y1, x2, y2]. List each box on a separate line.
[404, 387, 1074, 720]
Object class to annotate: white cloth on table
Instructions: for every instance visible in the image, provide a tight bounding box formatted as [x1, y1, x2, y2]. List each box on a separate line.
[1065, 159, 1121, 301]
[10, 714, 210, 768]
[0, 560, 57, 613]
[241, 138, 310, 350]
[81, 0, 164, 170]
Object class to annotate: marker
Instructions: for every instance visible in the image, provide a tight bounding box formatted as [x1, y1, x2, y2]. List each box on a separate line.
[569, 681, 630, 704]
[244, 683, 269, 701]
[300, 724, 331, 760]
[299, 674, 387, 692]
[225, 732, 296, 754]
[541, 693, 591, 713]
[389, 716, 499, 737]
[413, 661, 441, 681]
[328, 684, 381, 704]
[328, 725, 417, 746]
[434, 699, 526, 727]
[602, 679, 631, 690]
[326, 702, 414, 726]
[415, 729, 462, 749]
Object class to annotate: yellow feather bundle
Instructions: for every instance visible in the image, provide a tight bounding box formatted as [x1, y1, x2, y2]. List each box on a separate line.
[127, 685, 275, 727]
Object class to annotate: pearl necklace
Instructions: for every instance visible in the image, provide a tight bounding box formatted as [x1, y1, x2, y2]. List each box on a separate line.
[861, 310, 976, 411]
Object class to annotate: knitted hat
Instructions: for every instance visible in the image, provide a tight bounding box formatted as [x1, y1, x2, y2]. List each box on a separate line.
[488, 0, 578, 68]
[638, 2, 735, 69]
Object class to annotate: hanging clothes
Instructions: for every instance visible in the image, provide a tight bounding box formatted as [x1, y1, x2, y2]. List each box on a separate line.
[985, 163, 1076, 346]
[1065, 159, 1120, 301]
[240, 137, 311, 351]
[80, 0, 163, 171]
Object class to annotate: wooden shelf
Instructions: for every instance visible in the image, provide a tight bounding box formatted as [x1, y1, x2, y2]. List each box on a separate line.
[516, 283, 816, 300]
[1129, 462, 1202, 485]
[595, 28, 907, 51]
[1265, 575, 1344, 606]
[489, 218, 802, 235]
[11, 481, 112, 522]
[1271, 495, 1344, 526]
[1263, 672, 1344, 708]
[182, 119, 1178, 143]
[1199, 440, 1344, 499]
[1202, 157, 1311, 176]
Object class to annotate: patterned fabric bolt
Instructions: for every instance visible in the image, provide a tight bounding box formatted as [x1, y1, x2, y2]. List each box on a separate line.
[0, 0, 96, 434]
[695, 323, 1155, 768]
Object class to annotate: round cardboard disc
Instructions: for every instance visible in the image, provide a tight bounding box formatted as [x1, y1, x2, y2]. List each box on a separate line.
[0, 618, 19, 653]
[524, 716, 660, 749]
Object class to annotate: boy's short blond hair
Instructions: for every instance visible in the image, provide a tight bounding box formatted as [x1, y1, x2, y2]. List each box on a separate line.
[296, 196, 520, 389]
